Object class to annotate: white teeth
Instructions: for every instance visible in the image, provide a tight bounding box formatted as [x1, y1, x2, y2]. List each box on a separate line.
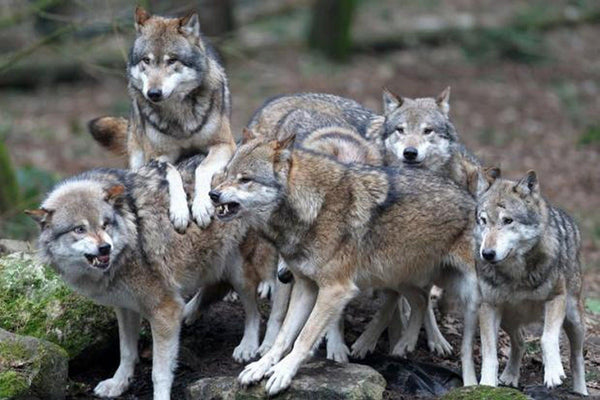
[224, 204, 229, 213]
[92, 257, 99, 266]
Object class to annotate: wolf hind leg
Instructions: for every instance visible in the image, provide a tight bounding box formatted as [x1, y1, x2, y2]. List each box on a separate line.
[423, 291, 453, 356]
[391, 286, 427, 357]
[94, 307, 141, 398]
[259, 277, 292, 355]
[351, 289, 398, 358]
[499, 320, 524, 388]
[563, 295, 588, 395]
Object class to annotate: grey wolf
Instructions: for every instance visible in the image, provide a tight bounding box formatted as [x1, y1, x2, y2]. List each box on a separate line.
[88, 6, 235, 231]
[368, 87, 482, 190]
[25, 157, 266, 400]
[475, 169, 588, 395]
[209, 128, 477, 395]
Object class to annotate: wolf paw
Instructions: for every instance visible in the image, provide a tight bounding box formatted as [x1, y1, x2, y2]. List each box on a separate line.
[499, 370, 520, 388]
[265, 358, 298, 396]
[351, 334, 378, 359]
[327, 344, 349, 363]
[391, 337, 417, 357]
[544, 364, 565, 389]
[233, 341, 258, 363]
[192, 194, 214, 228]
[169, 198, 190, 233]
[238, 356, 275, 386]
[427, 334, 453, 356]
[94, 377, 130, 398]
[257, 280, 273, 299]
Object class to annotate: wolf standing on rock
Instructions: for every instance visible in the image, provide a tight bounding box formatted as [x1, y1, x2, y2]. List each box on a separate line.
[89, 7, 235, 230]
[476, 169, 588, 395]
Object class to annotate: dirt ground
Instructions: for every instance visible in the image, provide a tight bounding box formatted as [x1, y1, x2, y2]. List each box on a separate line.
[1, 2, 599, 399]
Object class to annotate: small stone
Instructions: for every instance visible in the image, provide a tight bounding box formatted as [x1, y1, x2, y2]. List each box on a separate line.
[186, 360, 386, 400]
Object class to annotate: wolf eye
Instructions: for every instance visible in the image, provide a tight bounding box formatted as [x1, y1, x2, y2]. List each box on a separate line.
[167, 58, 178, 65]
[423, 127, 433, 135]
[142, 57, 150, 65]
[239, 177, 252, 184]
[502, 217, 513, 225]
[395, 127, 405, 134]
[73, 226, 86, 234]
[102, 219, 112, 229]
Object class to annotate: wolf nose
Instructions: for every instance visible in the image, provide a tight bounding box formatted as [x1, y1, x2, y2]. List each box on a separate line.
[147, 88, 163, 102]
[481, 249, 496, 261]
[209, 190, 221, 203]
[403, 147, 418, 161]
[98, 243, 111, 255]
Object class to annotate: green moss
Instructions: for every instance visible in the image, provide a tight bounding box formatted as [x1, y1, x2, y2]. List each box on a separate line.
[0, 253, 115, 357]
[0, 370, 29, 398]
[441, 386, 528, 400]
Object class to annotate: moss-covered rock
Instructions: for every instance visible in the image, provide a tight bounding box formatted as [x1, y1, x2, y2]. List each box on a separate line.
[186, 361, 387, 400]
[0, 328, 68, 400]
[0, 252, 116, 358]
[441, 385, 528, 400]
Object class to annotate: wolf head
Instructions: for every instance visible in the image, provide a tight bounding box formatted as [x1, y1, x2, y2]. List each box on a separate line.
[209, 128, 294, 224]
[474, 169, 546, 264]
[373, 87, 457, 173]
[26, 180, 131, 279]
[128, 7, 206, 103]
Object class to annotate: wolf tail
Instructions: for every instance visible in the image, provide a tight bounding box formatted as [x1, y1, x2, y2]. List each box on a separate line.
[87, 116, 128, 155]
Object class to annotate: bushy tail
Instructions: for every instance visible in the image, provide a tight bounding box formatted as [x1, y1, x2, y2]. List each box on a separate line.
[87, 116, 128, 155]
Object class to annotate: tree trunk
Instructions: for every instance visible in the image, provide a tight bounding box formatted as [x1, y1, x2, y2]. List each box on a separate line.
[308, 0, 357, 61]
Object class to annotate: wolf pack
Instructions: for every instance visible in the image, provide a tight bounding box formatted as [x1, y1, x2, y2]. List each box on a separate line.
[24, 8, 588, 399]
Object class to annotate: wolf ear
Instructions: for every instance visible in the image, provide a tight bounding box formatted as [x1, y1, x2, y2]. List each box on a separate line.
[105, 184, 126, 205]
[134, 6, 151, 33]
[25, 208, 53, 227]
[436, 86, 451, 115]
[179, 11, 201, 39]
[242, 128, 260, 144]
[382, 88, 403, 114]
[514, 170, 539, 197]
[275, 129, 296, 152]
[484, 166, 501, 185]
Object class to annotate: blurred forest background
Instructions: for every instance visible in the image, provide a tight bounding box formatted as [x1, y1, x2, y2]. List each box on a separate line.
[0, 0, 599, 301]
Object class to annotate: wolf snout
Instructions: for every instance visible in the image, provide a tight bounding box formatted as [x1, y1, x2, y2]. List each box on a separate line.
[403, 147, 418, 161]
[147, 88, 163, 102]
[209, 190, 221, 203]
[98, 243, 112, 255]
[481, 248, 496, 262]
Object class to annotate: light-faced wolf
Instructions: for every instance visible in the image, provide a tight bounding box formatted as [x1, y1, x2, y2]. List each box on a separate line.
[209, 128, 477, 395]
[475, 169, 588, 395]
[25, 157, 267, 400]
[89, 6, 235, 231]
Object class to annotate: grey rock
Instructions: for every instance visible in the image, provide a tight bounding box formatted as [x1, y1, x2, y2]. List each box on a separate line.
[186, 360, 386, 400]
[0, 328, 69, 400]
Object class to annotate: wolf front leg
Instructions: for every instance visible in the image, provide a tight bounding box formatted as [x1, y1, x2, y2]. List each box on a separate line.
[239, 277, 317, 386]
[164, 161, 190, 233]
[264, 280, 359, 395]
[259, 278, 292, 355]
[192, 140, 235, 227]
[479, 302, 501, 386]
[94, 308, 141, 398]
[541, 292, 567, 389]
[149, 298, 184, 400]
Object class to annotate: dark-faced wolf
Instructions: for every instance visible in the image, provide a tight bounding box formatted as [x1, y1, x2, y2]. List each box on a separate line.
[475, 169, 588, 395]
[26, 157, 270, 400]
[209, 128, 477, 395]
[89, 7, 235, 231]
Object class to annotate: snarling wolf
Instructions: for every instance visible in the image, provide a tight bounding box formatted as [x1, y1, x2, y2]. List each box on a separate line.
[210, 128, 477, 394]
[475, 169, 588, 395]
[26, 157, 268, 400]
[88, 6, 235, 231]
